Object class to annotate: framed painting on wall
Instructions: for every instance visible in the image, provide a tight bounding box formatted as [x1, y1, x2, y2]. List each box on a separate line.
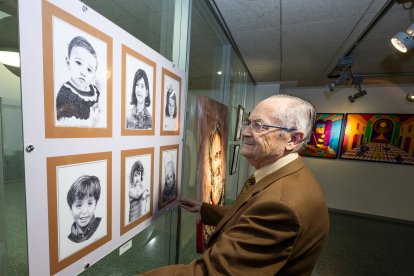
[120, 148, 154, 235]
[158, 144, 179, 210]
[230, 144, 240, 175]
[42, 1, 113, 138]
[47, 152, 112, 274]
[299, 113, 344, 159]
[121, 44, 156, 136]
[161, 67, 181, 135]
[340, 113, 414, 165]
[234, 105, 244, 141]
[196, 96, 228, 253]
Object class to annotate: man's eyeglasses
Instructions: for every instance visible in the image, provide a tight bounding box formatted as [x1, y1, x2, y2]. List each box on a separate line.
[241, 119, 297, 133]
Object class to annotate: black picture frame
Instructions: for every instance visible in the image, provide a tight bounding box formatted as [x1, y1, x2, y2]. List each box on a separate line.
[234, 105, 244, 141]
[230, 144, 240, 175]
[339, 113, 414, 165]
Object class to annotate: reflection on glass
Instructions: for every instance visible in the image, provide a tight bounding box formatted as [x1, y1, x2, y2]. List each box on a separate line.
[84, 0, 175, 60]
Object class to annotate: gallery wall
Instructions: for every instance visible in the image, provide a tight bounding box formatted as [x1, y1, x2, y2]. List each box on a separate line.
[281, 85, 414, 222]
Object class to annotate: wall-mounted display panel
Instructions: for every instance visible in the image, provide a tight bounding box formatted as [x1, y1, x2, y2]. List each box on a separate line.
[299, 113, 344, 159]
[42, 1, 113, 138]
[340, 113, 414, 165]
[19, 0, 185, 275]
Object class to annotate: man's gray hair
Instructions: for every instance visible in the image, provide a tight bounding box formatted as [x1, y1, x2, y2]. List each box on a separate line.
[268, 94, 316, 151]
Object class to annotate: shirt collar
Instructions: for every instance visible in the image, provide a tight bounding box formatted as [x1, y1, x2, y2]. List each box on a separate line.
[254, 153, 299, 183]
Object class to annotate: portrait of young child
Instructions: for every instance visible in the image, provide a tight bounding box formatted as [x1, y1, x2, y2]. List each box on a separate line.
[124, 153, 152, 227]
[55, 36, 102, 127]
[123, 49, 155, 134]
[161, 69, 180, 133]
[161, 153, 176, 205]
[66, 175, 102, 243]
[56, 158, 108, 261]
[52, 18, 108, 129]
[159, 147, 178, 210]
[128, 160, 150, 222]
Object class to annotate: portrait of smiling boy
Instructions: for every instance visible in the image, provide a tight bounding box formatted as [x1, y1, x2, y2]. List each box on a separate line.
[66, 175, 102, 243]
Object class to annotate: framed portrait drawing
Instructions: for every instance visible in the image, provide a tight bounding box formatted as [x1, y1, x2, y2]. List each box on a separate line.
[158, 144, 179, 210]
[161, 68, 181, 136]
[340, 113, 414, 165]
[120, 147, 154, 235]
[47, 152, 112, 274]
[121, 44, 156, 136]
[299, 113, 344, 159]
[230, 144, 240, 175]
[42, 1, 113, 138]
[234, 105, 244, 141]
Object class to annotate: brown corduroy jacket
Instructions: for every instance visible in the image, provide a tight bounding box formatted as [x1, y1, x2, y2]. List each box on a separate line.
[142, 157, 329, 275]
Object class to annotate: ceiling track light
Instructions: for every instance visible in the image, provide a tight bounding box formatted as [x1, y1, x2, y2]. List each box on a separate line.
[348, 77, 367, 103]
[327, 56, 353, 92]
[348, 90, 367, 103]
[391, 23, 414, 53]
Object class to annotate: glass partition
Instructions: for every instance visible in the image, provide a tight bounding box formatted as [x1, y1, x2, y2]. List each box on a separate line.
[178, 0, 255, 265]
[0, 98, 28, 275]
[179, 0, 231, 263]
[225, 49, 254, 203]
[80, 207, 178, 275]
[1, 0, 28, 274]
[84, 0, 176, 64]
[0, 101, 6, 276]
[2, 99, 24, 182]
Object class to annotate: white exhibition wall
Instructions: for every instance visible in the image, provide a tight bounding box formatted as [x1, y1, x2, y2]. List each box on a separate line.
[281, 85, 414, 222]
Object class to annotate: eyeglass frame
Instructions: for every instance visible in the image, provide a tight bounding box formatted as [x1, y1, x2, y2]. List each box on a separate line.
[241, 119, 297, 133]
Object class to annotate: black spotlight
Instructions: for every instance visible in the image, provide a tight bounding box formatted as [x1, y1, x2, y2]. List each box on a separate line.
[348, 90, 367, 103]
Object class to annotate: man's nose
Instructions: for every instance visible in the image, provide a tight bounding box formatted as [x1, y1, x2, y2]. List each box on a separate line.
[241, 125, 252, 136]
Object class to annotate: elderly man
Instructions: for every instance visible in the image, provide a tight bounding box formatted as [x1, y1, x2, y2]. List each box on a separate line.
[143, 94, 329, 275]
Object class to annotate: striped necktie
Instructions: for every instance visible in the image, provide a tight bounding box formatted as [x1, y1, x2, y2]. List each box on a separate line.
[237, 174, 256, 198]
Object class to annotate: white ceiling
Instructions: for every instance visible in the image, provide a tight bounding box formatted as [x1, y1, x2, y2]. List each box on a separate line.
[214, 0, 414, 87]
[2, 0, 414, 88]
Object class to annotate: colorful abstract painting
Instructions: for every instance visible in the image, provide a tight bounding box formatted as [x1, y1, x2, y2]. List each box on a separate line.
[340, 113, 414, 165]
[299, 113, 344, 159]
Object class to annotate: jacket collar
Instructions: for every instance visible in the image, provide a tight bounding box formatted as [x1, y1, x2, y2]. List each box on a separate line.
[210, 157, 306, 240]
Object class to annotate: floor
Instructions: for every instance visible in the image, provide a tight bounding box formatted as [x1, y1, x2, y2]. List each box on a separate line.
[312, 211, 414, 276]
[4, 180, 414, 275]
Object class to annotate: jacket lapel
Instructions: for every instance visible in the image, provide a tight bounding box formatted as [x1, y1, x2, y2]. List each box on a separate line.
[209, 157, 306, 242]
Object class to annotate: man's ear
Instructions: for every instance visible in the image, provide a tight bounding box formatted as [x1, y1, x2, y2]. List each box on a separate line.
[286, 131, 305, 151]
[66, 56, 70, 68]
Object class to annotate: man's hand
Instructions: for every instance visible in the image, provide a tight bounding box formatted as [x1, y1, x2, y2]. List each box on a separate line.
[180, 198, 203, 213]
